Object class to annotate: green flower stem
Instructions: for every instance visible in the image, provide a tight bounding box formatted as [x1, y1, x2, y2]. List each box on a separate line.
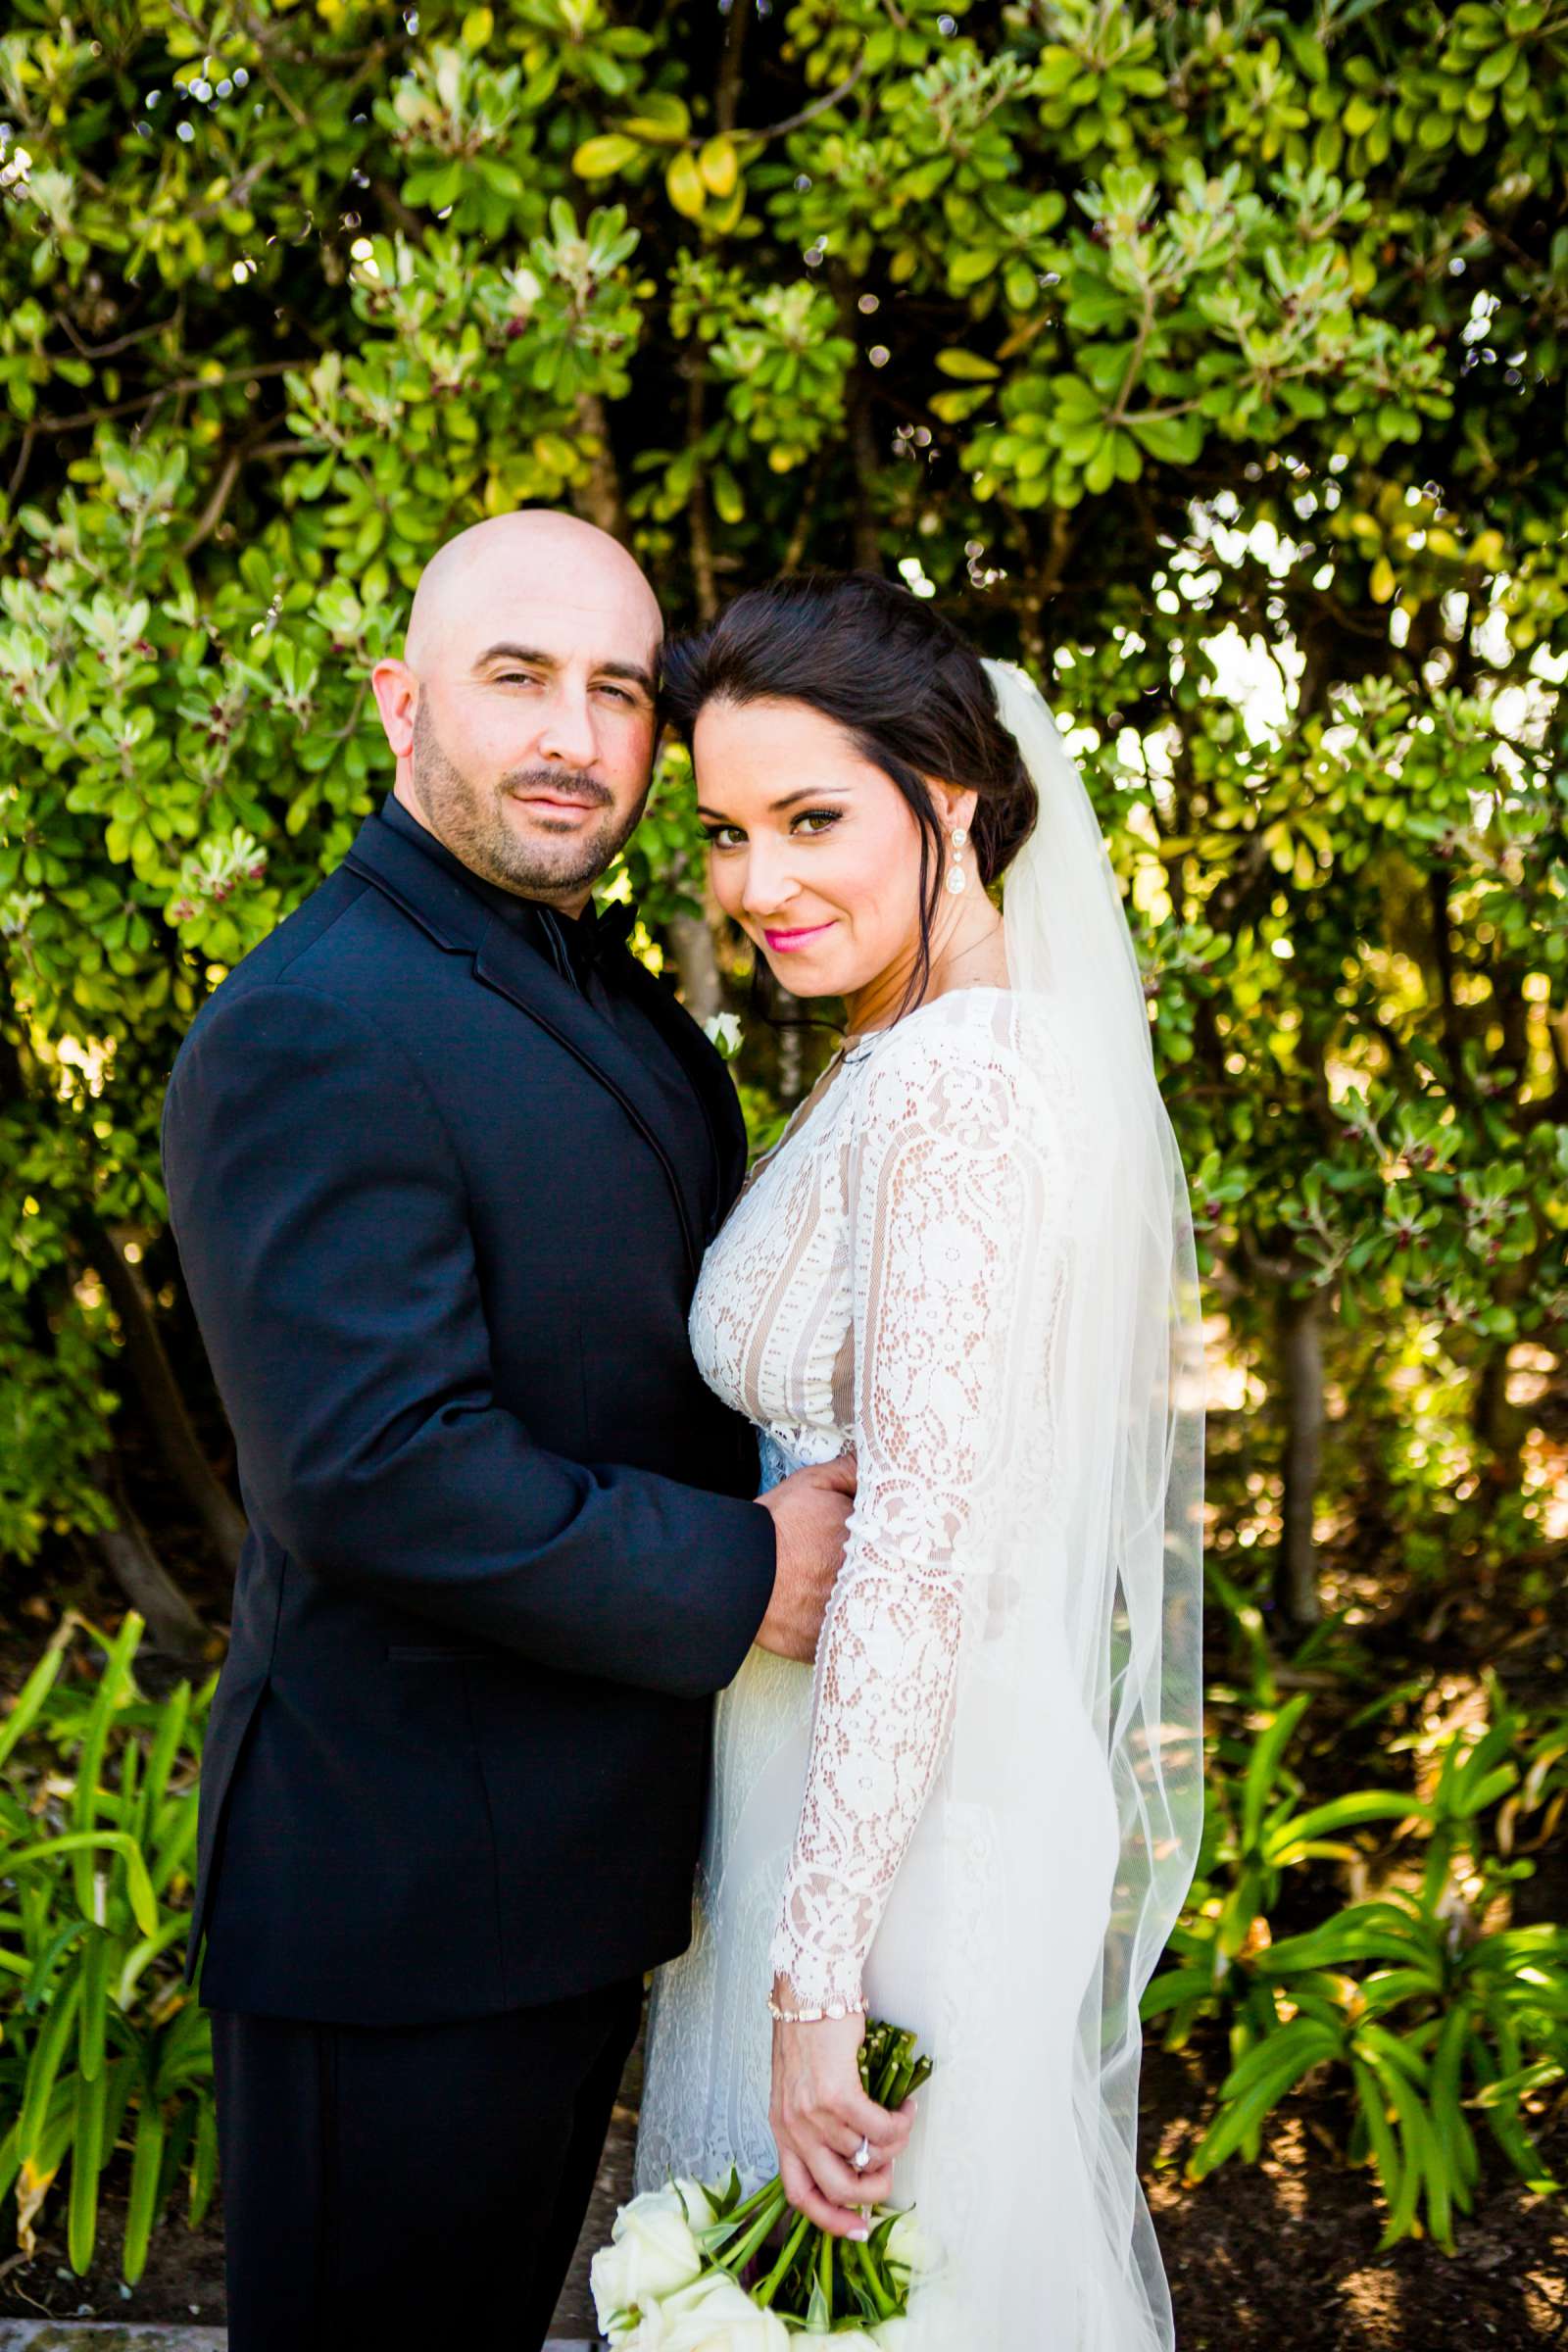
[817, 2225, 835, 2313]
[754, 2208, 812, 2307]
[870, 2034, 905, 2106]
[842, 2235, 901, 2321]
[713, 2181, 789, 2276]
[696, 2172, 785, 2256]
[725, 2175, 787, 2225]
[887, 2052, 920, 2107]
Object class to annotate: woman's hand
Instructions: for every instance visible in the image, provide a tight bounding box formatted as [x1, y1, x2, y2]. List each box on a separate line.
[768, 2002, 915, 2239]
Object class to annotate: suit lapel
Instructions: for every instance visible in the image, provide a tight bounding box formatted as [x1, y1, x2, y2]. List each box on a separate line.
[343, 813, 702, 1275]
[612, 951, 749, 1223]
[470, 919, 702, 1271]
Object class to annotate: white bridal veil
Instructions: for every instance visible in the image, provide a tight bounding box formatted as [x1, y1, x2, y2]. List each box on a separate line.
[901, 660, 1206, 2350]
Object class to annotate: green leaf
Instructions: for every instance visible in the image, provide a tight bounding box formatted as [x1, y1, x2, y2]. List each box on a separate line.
[73, 1615, 142, 1922]
[7, 1836, 160, 1940]
[619, 92, 691, 142]
[698, 136, 739, 198]
[189, 2097, 220, 2229]
[0, 1630, 69, 1775]
[935, 349, 1002, 381]
[666, 151, 707, 220]
[1004, 260, 1038, 312]
[77, 1929, 112, 2084]
[122, 2096, 168, 2287]
[68, 2065, 108, 2275]
[949, 247, 999, 290]
[19, 1973, 83, 2166]
[1476, 41, 1519, 86]
[573, 134, 641, 180]
[1242, 1692, 1312, 1850]
[1126, 411, 1204, 466]
[710, 465, 744, 524]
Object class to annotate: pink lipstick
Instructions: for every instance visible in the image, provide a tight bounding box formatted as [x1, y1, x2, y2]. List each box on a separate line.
[762, 920, 834, 953]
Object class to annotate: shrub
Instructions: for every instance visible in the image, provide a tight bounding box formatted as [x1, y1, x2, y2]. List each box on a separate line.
[0, 1611, 216, 2282]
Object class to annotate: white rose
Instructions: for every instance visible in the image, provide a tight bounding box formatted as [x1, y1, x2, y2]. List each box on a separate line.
[658, 2267, 791, 2351]
[588, 2238, 640, 2342]
[670, 2175, 719, 2231]
[868, 2323, 911, 2349]
[590, 2186, 706, 2333]
[703, 1011, 744, 1060]
[884, 2212, 937, 2280]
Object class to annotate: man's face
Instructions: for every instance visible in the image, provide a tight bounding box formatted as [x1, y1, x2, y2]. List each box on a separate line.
[402, 575, 662, 906]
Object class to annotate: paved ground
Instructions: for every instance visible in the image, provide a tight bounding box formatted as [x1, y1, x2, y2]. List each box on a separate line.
[0, 2332, 598, 2349]
[0, 2332, 232, 2350]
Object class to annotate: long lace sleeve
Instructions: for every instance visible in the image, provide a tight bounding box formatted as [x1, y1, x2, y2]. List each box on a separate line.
[767, 1018, 1056, 2018]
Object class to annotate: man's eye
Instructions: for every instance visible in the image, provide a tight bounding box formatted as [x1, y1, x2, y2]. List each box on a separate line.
[497, 672, 539, 687]
[597, 683, 634, 704]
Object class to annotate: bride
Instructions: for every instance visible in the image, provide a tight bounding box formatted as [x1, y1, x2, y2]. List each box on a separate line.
[634, 570, 1205, 2349]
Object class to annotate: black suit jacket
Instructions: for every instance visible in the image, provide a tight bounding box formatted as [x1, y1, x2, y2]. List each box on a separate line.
[161, 800, 776, 2024]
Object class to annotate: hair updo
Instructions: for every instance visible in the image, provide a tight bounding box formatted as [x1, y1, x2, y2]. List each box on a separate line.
[659, 569, 1039, 1012]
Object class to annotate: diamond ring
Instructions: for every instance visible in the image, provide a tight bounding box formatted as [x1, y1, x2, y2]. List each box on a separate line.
[852, 2134, 872, 2172]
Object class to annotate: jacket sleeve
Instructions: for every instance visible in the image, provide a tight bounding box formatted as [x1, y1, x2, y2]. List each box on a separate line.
[161, 978, 776, 1699]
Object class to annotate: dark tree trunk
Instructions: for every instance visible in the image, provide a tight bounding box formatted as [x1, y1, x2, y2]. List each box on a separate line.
[776, 999, 805, 1103]
[572, 392, 626, 540]
[95, 1225, 247, 1577]
[1275, 1285, 1325, 1629]
[91, 1456, 210, 1665]
[670, 906, 725, 1025]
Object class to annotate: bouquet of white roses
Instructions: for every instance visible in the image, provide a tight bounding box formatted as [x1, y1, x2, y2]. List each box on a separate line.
[592, 2018, 934, 2348]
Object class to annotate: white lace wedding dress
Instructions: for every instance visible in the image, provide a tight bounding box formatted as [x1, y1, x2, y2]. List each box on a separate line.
[635, 984, 1174, 2348]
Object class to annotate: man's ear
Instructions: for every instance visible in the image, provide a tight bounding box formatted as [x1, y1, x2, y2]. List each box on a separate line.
[370, 659, 418, 760]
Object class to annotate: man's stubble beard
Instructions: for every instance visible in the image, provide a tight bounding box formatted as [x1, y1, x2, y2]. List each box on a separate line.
[409, 699, 649, 904]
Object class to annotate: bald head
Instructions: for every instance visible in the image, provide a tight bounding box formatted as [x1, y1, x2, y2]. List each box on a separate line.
[369, 508, 665, 912]
[403, 510, 662, 675]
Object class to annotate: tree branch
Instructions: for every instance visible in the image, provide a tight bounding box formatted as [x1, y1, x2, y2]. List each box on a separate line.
[716, 0, 753, 135]
[32, 357, 311, 437]
[94, 1226, 247, 1578]
[90, 1456, 210, 1665]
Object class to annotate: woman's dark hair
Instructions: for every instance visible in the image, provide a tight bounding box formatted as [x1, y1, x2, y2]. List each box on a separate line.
[659, 569, 1038, 1020]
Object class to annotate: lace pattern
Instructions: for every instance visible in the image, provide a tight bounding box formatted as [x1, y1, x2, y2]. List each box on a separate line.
[687, 990, 1070, 2017]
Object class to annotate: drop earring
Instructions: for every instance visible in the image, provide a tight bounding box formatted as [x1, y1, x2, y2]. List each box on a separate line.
[946, 822, 969, 895]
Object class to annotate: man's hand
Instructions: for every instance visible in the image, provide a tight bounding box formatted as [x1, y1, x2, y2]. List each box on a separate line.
[754, 1453, 856, 1664]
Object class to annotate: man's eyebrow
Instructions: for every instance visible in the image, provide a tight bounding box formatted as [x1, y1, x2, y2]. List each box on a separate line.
[473, 643, 657, 698]
[696, 786, 851, 822]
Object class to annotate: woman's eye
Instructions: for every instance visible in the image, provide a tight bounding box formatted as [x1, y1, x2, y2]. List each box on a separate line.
[794, 808, 842, 835]
[704, 825, 744, 851]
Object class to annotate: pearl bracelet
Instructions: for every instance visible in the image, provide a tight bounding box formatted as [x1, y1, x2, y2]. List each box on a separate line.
[766, 1994, 867, 2024]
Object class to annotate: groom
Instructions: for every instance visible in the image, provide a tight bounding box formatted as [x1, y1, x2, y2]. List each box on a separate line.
[161, 510, 854, 2350]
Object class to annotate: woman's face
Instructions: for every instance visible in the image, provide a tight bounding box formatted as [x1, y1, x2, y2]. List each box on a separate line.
[693, 696, 961, 1004]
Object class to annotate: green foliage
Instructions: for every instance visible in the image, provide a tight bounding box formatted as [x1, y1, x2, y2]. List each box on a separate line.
[0, 1612, 215, 2281]
[1146, 1683, 1568, 2249]
[0, 9, 1563, 1619]
[2, 14, 1562, 2297]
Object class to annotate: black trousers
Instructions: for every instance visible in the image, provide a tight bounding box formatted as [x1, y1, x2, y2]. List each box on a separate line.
[209, 1974, 644, 2352]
